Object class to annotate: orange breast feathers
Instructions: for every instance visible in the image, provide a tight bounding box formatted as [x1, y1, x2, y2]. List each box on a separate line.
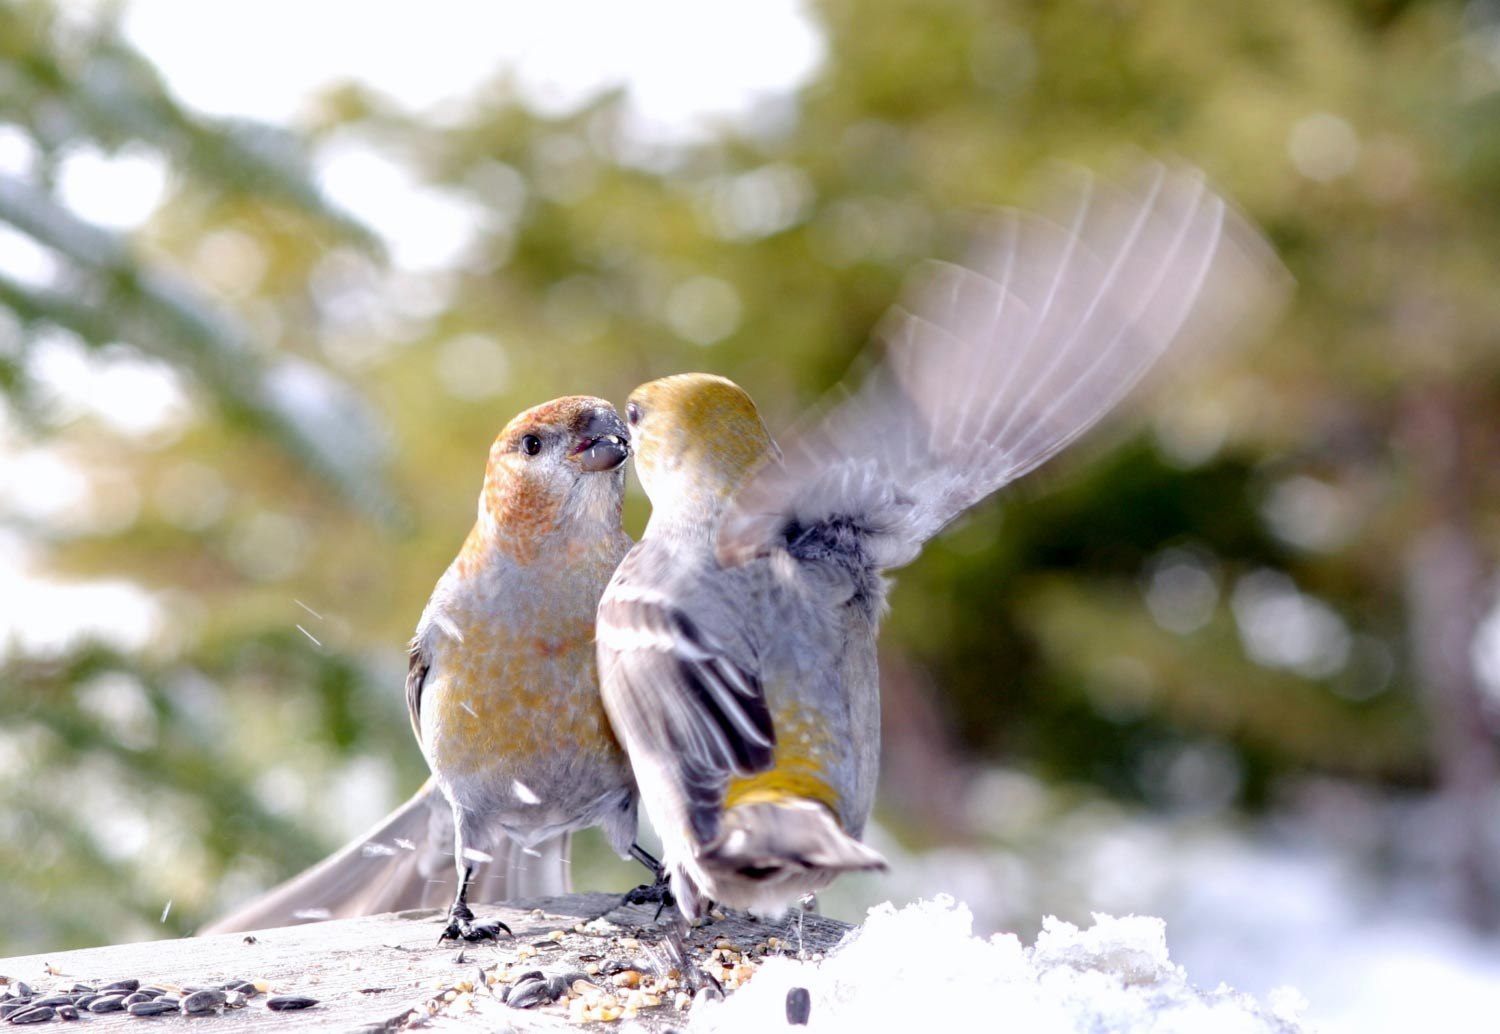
[420, 599, 622, 780]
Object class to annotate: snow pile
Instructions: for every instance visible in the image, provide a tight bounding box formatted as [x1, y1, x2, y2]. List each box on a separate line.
[691, 897, 1306, 1033]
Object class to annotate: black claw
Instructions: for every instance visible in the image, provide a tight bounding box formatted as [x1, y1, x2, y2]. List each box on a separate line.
[439, 916, 513, 944]
[465, 920, 513, 942]
[619, 865, 679, 923]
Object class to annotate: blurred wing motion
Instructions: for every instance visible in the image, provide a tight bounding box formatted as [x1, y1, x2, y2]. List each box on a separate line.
[717, 162, 1289, 571]
[199, 778, 569, 934]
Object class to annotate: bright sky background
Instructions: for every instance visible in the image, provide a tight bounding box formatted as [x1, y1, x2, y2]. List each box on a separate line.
[1, 0, 826, 659]
[116, 0, 823, 133]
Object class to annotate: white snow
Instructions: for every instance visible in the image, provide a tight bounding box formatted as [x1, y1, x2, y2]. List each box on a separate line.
[690, 897, 1303, 1033]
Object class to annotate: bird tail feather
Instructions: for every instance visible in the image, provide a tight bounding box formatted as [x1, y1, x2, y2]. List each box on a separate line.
[199, 777, 570, 934]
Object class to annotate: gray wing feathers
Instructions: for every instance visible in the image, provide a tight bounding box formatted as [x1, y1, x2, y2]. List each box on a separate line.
[597, 578, 775, 844]
[200, 778, 451, 934]
[200, 777, 567, 934]
[717, 163, 1288, 571]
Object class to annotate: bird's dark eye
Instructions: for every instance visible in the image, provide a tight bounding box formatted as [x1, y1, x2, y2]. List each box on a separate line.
[520, 434, 542, 456]
[626, 402, 642, 425]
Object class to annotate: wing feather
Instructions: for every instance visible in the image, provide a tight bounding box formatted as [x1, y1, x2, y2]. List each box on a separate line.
[597, 575, 775, 844]
[717, 162, 1288, 571]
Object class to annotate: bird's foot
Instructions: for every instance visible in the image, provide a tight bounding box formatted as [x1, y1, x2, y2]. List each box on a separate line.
[621, 875, 676, 922]
[438, 904, 512, 944]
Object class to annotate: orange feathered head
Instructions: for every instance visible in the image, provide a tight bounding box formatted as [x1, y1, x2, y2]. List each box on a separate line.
[480, 395, 630, 552]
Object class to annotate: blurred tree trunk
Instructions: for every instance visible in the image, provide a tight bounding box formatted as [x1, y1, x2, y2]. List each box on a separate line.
[1402, 387, 1500, 931]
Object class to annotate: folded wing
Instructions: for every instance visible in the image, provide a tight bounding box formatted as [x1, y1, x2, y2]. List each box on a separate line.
[596, 566, 776, 844]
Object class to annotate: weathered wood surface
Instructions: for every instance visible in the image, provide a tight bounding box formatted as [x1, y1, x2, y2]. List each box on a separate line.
[0, 894, 853, 1031]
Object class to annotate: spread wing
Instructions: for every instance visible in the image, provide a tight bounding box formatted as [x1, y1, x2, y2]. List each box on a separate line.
[717, 162, 1289, 571]
[596, 556, 775, 845]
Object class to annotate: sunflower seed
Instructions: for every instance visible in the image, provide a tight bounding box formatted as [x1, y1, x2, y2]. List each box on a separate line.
[72, 995, 99, 1009]
[180, 989, 226, 1014]
[123, 993, 152, 1006]
[88, 996, 127, 1013]
[786, 986, 811, 1025]
[505, 978, 552, 1010]
[7, 1005, 54, 1024]
[11, 985, 30, 1000]
[99, 980, 139, 994]
[30, 995, 72, 1008]
[265, 996, 318, 1011]
[57, 1004, 78, 1020]
[0, 1003, 31, 1019]
[127, 999, 177, 1016]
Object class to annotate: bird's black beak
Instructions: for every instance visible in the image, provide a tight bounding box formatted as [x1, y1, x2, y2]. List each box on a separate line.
[572, 408, 631, 472]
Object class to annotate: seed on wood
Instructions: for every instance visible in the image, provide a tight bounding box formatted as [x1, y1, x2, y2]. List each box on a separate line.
[0, 1002, 31, 1019]
[88, 996, 127, 1013]
[785, 986, 811, 1025]
[72, 995, 99, 1009]
[265, 996, 318, 1011]
[512, 970, 544, 986]
[57, 1004, 78, 1020]
[505, 978, 553, 1010]
[100, 980, 139, 993]
[32, 995, 73, 1008]
[68, 984, 93, 994]
[7, 1005, 54, 1024]
[139, 987, 169, 997]
[180, 989, 226, 1014]
[225, 981, 258, 997]
[127, 999, 177, 1016]
[123, 993, 152, 1006]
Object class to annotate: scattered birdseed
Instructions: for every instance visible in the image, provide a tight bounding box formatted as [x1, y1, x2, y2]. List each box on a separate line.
[88, 996, 127, 1013]
[786, 986, 812, 1025]
[265, 995, 319, 1011]
[127, 999, 177, 1016]
[7, 1005, 54, 1024]
[506, 977, 553, 1009]
[180, 989, 227, 1014]
[99, 980, 139, 994]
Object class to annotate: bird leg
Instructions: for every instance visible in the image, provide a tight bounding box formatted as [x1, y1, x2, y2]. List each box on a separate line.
[620, 842, 676, 920]
[438, 862, 513, 944]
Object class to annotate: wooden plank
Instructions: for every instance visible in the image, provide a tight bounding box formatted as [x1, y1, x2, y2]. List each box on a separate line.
[0, 894, 853, 1031]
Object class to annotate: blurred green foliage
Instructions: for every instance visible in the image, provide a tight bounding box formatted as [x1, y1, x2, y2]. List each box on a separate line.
[3, 0, 1500, 953]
